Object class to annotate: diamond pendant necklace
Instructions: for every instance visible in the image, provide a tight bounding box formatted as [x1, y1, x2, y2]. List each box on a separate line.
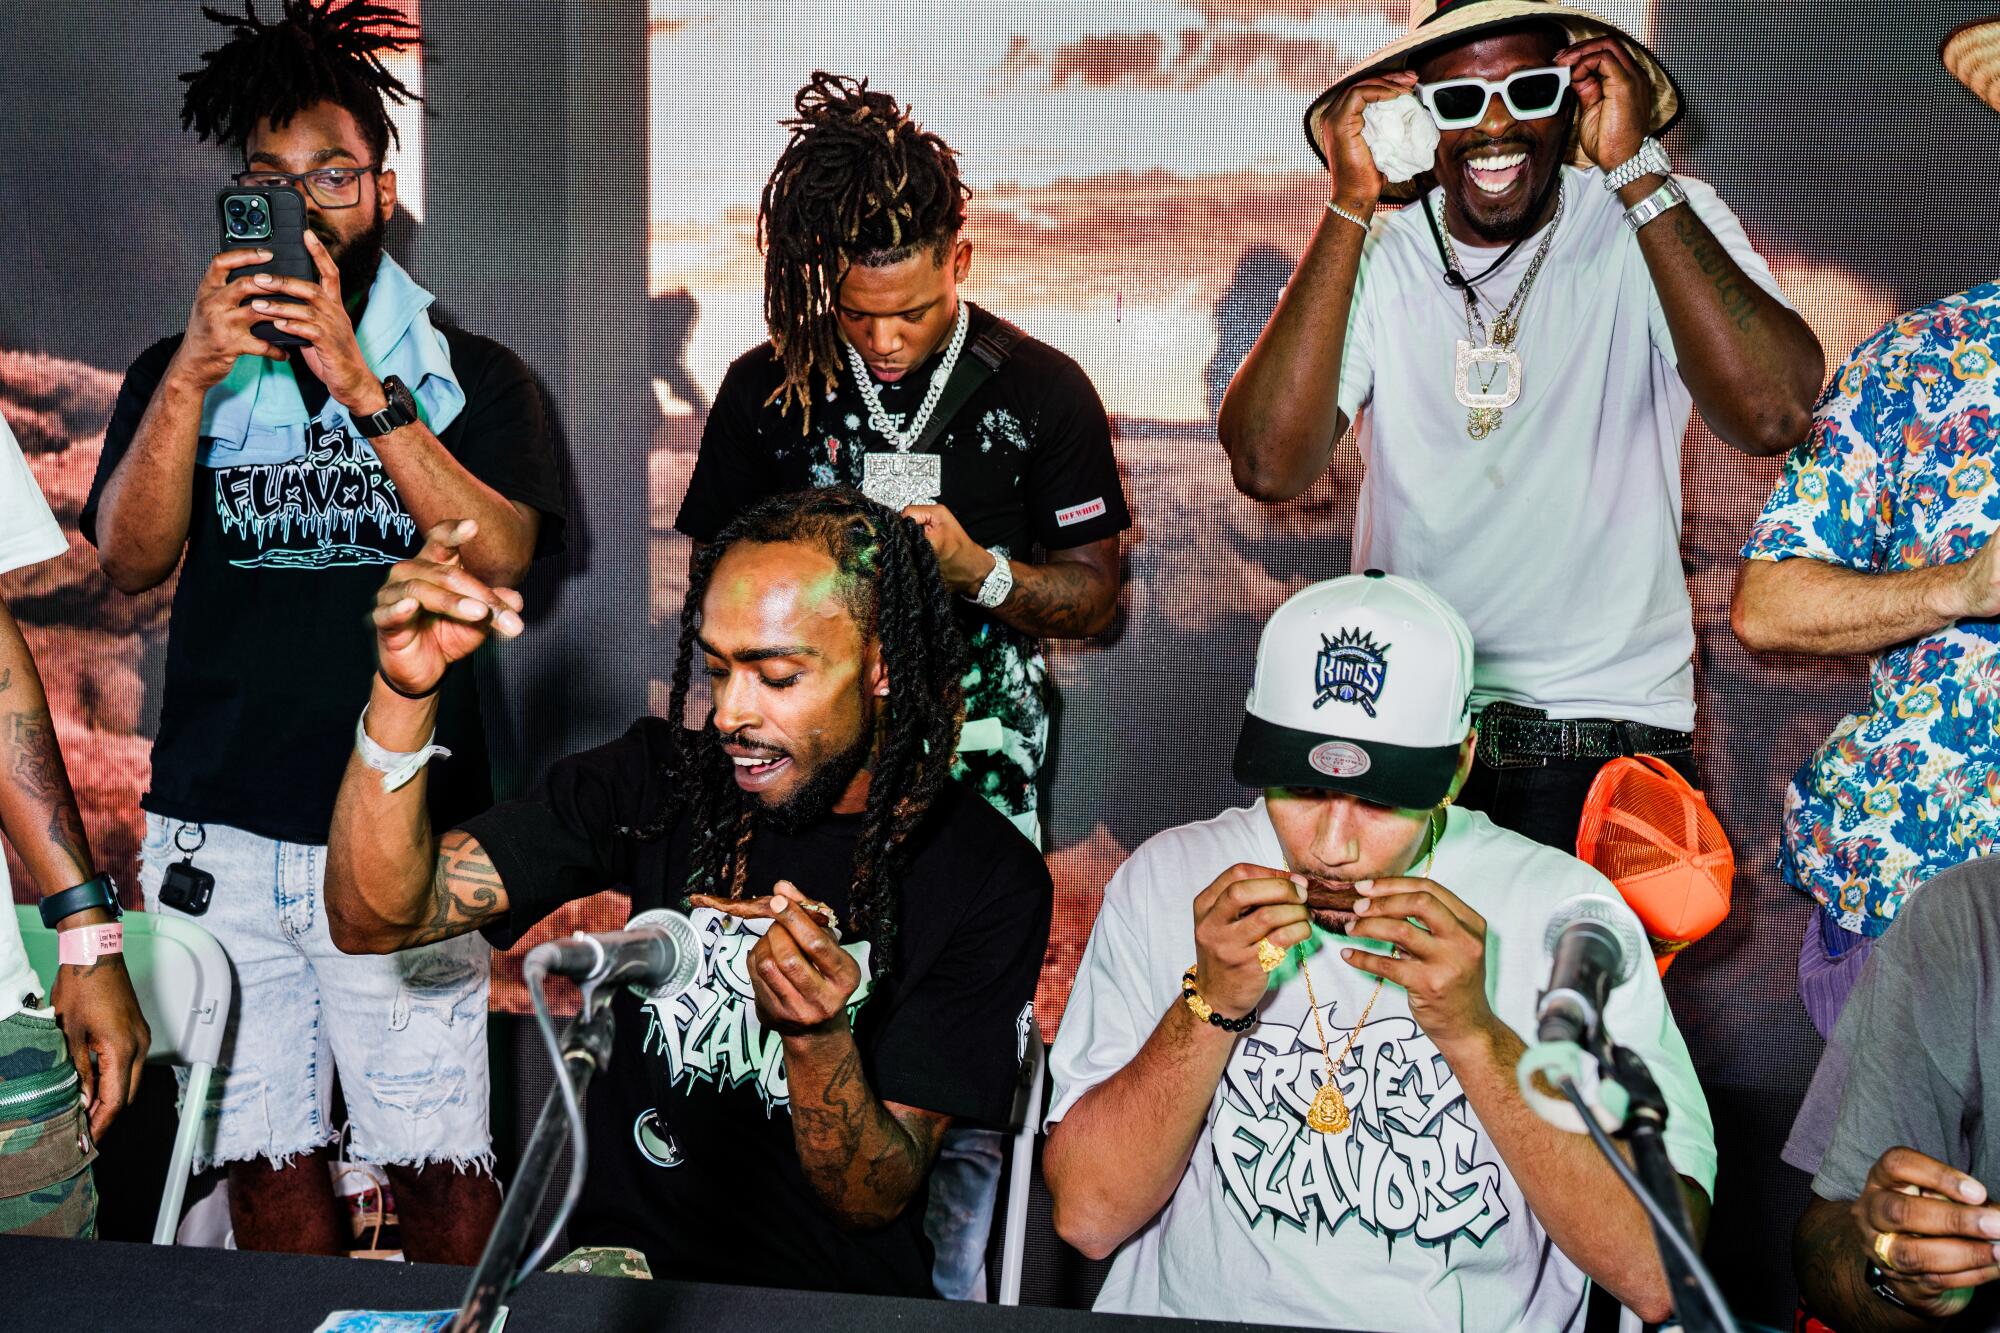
[1437, 187, 1564, 440]
[844, 299, 971, 453]
[1296, 807, 1443, 1135]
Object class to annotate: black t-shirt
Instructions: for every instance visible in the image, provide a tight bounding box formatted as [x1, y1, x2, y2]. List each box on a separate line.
[81, 325, 566, 844]
[463, 719, 1053, 1297]
[674, 301, 1126, 560]
[673, 302, 1129, 825]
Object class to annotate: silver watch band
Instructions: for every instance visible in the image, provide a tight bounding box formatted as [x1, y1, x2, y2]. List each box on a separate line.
[1603, 136, 1670, 193]
[971, 548, 1013, 609]
[1623, 177, 1688, 233]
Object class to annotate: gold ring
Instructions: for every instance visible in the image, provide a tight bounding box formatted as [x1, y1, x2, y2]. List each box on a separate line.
[1872, 1229, 1902, 1273]
[1256, 938, 1285, 972]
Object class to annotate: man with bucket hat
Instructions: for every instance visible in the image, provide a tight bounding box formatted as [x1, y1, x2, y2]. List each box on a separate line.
[1219, 0, 1824, 858]
[1043, 572, 1714, 1329]
[1735, 15, 2000, 1040]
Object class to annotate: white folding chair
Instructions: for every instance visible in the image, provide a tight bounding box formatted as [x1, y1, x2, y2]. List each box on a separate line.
[19, 905, 233, 1244]
[996, 1038, 1047, 1306]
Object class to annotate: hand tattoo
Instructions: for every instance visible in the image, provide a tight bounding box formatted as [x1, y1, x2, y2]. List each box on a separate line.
[58, 954, 129, 983]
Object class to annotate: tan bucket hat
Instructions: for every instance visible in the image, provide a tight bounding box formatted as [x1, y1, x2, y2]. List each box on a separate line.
[1944, 17, 2000, 112]
[1303, 0, 1684, 201]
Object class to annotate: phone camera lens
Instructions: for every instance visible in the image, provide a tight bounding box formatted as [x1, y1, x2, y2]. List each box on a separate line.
[227, 199, 246, 217]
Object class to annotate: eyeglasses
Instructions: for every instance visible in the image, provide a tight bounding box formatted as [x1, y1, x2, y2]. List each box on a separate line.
[1417, 67, 1569, 130]
[232, 163, 380, 209]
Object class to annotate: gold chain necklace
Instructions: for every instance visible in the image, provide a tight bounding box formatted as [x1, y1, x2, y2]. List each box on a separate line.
[1297, 808, 1443, 1135]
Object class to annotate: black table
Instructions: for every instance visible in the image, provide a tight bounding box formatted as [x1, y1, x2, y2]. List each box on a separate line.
[3, 1236, 1343, 1332]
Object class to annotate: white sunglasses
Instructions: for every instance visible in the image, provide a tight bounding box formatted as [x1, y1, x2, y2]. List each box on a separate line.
[1417, 66, 1570, 130]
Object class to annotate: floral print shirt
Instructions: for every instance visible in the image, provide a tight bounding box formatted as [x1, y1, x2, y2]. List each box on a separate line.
[1742, 284, 2000, 936]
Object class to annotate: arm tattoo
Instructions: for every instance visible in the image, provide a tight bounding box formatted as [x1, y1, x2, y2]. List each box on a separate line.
[1670, 208, 1759, 335]
[407, 828, 506, 945]
[790, 1046, 947, 1230]
[1004, 559, 1109, 638]
[6, 710, 92, 874]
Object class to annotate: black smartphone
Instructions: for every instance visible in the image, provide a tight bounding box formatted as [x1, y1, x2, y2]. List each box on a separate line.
[159, 861, 215, 916]
[216, 185, 314, 348]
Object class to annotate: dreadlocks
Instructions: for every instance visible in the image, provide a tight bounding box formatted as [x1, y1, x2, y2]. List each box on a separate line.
[757, 72, 971, 429]
[180, 0, 421, 159]
[631, 487, 968, 980]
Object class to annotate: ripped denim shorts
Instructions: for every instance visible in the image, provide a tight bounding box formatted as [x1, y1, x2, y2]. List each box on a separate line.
[140, 815, 493, 1174]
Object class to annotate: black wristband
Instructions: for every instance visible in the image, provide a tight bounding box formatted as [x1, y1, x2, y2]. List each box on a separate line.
[39, 873, 122, 930]
[377, 668, 442, 701]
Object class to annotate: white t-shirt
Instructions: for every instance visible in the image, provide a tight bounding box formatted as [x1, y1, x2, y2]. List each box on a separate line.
[1047, 801, 1715, 1332]
[0, 408, 68, 1021]
[1336, 167, 1789, 732]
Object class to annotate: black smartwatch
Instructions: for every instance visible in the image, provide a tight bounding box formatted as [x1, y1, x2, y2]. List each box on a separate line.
[39, 872, 123, 929]
[355, 374, 419, 438]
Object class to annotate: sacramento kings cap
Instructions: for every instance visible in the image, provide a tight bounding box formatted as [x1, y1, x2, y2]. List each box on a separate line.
[1233, 571, 1475, 809]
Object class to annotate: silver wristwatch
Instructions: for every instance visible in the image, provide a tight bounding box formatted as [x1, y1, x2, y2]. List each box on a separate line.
[970, 548, 1014, 609]
[1602, 136, 1670, 193]
[1623, 177, 1688, 233]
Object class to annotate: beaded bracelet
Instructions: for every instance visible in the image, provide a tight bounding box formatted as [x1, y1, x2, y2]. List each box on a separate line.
[1182, 965, 1257, 1033]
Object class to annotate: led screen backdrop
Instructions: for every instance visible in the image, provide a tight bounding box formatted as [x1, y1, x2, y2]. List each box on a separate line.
[4, 1, 1997, 1319]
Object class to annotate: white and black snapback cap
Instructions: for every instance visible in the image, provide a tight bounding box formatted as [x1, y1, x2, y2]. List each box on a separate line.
[1233, 570, 1475, 809]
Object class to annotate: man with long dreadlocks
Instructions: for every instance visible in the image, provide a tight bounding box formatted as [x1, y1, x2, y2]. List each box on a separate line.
[324, 488, 1053, 1296]
[673, 74, 1126, 1295]
[676, 72, 1129, 853]
[81, 0, 564, 1259]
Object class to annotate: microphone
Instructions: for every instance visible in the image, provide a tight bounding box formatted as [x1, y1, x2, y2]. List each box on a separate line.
[1518, 894, 1646, 1134]
[1535, 894, 1643, 1047]
[522, 909, 700, 1001]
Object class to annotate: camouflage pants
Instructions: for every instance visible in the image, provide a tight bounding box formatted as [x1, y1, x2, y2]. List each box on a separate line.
[0, 1011, 98, 1238]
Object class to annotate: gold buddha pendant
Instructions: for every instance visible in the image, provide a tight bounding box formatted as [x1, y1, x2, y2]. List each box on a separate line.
[1306, 1081, 1350, 1135]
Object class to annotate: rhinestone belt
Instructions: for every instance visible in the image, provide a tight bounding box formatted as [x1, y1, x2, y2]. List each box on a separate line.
[1475, 701, 1694, 769]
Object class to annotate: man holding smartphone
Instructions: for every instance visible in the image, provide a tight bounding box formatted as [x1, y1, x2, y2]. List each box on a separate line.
[81, 0, 564, 1261]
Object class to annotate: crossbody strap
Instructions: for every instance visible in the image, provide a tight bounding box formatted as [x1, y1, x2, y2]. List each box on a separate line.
[908, 315, 1026, 456]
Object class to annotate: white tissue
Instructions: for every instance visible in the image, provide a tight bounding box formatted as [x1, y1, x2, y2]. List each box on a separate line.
[1360, 94, 1440, 185]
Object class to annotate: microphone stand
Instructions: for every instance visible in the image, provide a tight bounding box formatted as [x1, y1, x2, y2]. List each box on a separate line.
[451, 980, 620, 1333]
[1565, 1042, 1735, 1333]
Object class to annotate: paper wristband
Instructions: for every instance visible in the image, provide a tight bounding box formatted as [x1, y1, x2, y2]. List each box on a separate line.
[59, 923, 123, 966]
[1515, 1038, 1629, 1134]
[355, 705, 452, 793]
